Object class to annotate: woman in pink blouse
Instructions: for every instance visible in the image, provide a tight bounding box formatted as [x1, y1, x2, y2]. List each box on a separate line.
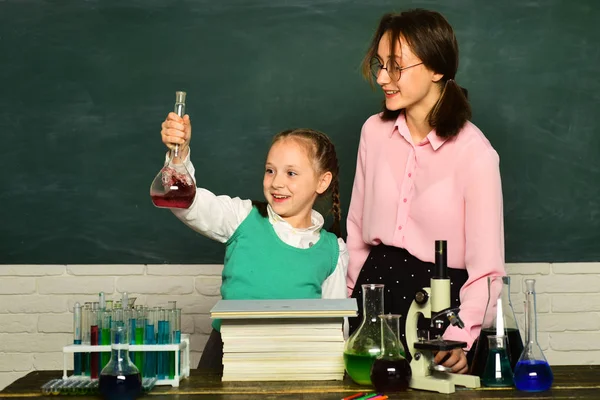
[346, 9, 506, 374]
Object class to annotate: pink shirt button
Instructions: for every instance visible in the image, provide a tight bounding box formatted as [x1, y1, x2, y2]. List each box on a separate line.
[398, 226, 402, 230]
[403, 198, 407, 203]
[408, 173, 412, 177]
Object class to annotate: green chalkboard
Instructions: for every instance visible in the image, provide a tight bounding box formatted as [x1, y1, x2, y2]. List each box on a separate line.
[1, 0, 599, 264]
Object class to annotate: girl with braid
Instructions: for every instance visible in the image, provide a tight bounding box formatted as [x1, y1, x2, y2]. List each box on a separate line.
[160, 114, 348, 370]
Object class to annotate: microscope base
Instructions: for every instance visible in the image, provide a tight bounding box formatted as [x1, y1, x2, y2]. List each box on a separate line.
[409, 372, 480, 394]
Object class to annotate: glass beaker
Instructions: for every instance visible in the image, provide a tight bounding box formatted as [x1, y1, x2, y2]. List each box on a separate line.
[150, 91, 196, 209]
[344, 284, 385, 385]
[469, 276, 523, 377]
[482, 335, 513, 387]
[99, 326, 142, 400]
[370, 314, 411, 392]
[514, 279, 553, 392]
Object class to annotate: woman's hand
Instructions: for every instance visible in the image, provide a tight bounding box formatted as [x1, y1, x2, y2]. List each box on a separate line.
[434, 348, 468, 374]
[161, 112, 192, 158]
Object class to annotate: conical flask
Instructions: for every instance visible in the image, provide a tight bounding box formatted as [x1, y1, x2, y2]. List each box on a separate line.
[344, 284, 385, 385]
[150, 91, 196, 209]
[370, 314, 411, 392]
[481, 335, 513, 387]
[514, 279, 553, 392]
[99, 326, 142, 400]
[469, 276, 523, 377]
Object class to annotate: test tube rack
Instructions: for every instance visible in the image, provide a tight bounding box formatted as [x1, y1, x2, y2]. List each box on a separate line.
[61, 334, 190, 387]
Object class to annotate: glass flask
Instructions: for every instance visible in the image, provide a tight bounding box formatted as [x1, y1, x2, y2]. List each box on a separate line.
[150, 91, 196, 209]
[99, 326, 142, 400]
[469, 276, 523, 377]
[370, 314, 411, 392]
[514, 279, 553, 392]
[344, 283, 385, 385]
[481, 335, 513, 387]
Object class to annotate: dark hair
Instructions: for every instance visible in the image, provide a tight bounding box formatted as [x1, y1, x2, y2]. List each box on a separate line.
[362, 9, 471, 138]
[252, 128, 342, 237]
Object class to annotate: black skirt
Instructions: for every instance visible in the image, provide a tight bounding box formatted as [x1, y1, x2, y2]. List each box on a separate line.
[349, 244, 468, 360]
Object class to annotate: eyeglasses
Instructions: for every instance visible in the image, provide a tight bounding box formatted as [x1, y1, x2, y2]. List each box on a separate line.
[370, 57, 424, 81]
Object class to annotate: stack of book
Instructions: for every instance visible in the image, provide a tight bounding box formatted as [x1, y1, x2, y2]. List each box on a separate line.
[210, 298, 357, 381]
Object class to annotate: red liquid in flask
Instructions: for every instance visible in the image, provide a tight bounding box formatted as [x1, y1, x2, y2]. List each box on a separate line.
[151, 169, 196, 209]
[370, 357, 412, 393]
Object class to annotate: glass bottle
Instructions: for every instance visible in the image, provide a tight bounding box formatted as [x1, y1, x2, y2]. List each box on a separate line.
[481, 335, 513, 387]
[150, 91, 196, 209]
[344, 283, 385, 385]
[514, 279, 553, 392]
[370, 314, 411, 392]
[99, 325, 142, 400]
[469, 276, 524, 377]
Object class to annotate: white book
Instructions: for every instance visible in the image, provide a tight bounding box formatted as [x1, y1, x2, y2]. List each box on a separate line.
[211, 298, 357, 319]
[223, 341, 345, 353]
[223, 352, 343, 362]
[222, 372, 343, 382]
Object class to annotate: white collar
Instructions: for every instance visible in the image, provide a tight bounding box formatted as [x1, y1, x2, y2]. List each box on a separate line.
[266, 204, 324, 234]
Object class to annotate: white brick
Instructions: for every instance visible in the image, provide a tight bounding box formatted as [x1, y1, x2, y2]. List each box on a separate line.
[147, 264, 222, 276]
[195, 276, 222, 296]
[545, 350, 600, 365]
[0, 354, 32, 372]
[193, 315, 213, 335]
[0, 333, 72, 352]
[0, 295, 69, 313]
[0, 265, 65, 276]
[552, 295, 600, 312]
[508, 276, 522, 294]
[0, 371, 28, 392]
[116, 277, 193, 295]
[182, 314, 195, 334]
[506, 263, 551, 275]
[511, 293, 550, 313]
[37, 277, 114, 295]
[33, 352, 71, 370]
[144, 295, 219, 314]
[549, 333, 600, 351]
[538, 313, 600, 332]
[0, 315, 38, 333]
[552, 263, 600, 274]
[67, 265, 145, 276]
[189, 333, 209, 352]
[38, 314, 73, 333]
[0, 278, 36, 294]
[529, 275, 600, 293]
[516, 316, 549, 351]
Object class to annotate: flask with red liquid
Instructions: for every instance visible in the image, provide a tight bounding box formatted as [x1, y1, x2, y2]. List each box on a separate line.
[150, 91, 196, 209]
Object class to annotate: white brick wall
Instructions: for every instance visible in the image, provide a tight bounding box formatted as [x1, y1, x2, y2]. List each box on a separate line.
[0, 263, 598, 390]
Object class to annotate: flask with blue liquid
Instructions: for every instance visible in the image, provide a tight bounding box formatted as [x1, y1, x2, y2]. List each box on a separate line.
[513, 279, 553, 392]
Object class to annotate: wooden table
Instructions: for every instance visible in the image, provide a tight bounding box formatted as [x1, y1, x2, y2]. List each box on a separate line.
[2, 366, 599, 399]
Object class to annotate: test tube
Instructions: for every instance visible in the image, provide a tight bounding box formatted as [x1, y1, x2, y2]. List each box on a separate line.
[133, 306, 145, 372]
[143, 308, 157, 378]
[122, 292, 129, 310]
[90, 308, 99, 379]
[169, 308, 181, 379]
[105, 300, 113, 311]
[100, 308, 112, 370]
[82, 303, 91, 377]
[97, 293, 106, 373]
[73, 302, 82, 376]
[99, 292, 105, 310]
[157, 309, 168, 379]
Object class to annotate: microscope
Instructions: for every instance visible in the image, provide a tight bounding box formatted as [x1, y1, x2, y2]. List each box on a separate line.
[404, 240, 481, 394]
